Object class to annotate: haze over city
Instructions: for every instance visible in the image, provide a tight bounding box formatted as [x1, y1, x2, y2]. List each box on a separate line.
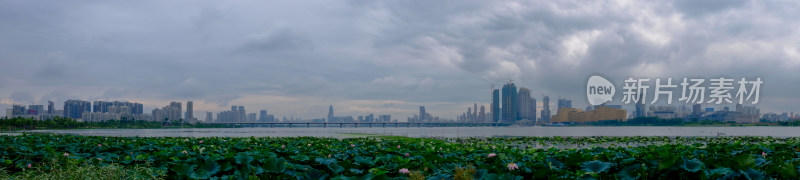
[1, 0, 799, 120]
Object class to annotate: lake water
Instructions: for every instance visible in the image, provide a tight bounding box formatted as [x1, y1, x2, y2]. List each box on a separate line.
[20, 126, 800, 137]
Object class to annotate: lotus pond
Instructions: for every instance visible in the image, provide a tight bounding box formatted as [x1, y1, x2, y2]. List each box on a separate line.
[2, 134, 800, 179]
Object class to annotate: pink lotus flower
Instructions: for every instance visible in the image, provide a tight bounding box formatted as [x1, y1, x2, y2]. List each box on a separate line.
[328, 154, 332, 158]
[63, 152, 69, 157]
[199, 140, 203, 144]
[405, 153, 409, 157]
[397, 145, 401, 148]
[182, 150, 188, 154]
[488, 153, 497, 158]
[98, 144, 102, 147]
[281, 145, 285, 148]
[507, 162, 519, 171]
[27, 163, 31, 168]
[399, 168, 410, 174]
[351, 144, 356, 147]
[762, 151, 767, 156]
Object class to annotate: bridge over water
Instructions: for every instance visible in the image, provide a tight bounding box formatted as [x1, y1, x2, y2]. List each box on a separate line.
[199, 122, 513, 128]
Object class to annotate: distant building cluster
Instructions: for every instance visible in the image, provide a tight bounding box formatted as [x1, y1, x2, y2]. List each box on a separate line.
[483, 81, 567, 124]
[327, 105, 394, 123]
[628, 103, 762, 124]
[6, 100, 195, 123]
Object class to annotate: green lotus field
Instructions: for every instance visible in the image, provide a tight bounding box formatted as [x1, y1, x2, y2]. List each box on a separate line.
[1, 134, 799, 179]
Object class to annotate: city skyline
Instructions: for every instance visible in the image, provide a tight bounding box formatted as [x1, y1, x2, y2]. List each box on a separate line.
[2, 1, 800, 119]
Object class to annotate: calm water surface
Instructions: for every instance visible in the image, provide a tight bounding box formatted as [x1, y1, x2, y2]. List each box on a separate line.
[23, 126, 800, 137]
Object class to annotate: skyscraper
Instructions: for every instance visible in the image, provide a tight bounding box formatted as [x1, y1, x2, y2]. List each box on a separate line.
[238, 106, 245, 121]
[419, 106, 426, 122]
[635, 93, 646, 118]
[186, 101, 194, 121]
[328, 105, 334, 122]
[93, 101, 112, 113]
[532, 97, 537, 121]
[28, 105, 44, 115]
[492, 89, 500, 122]
[47, 101, 54, 115]
[206, 112, 213, 122]
[169, 102, 182, 120]
[473, 103, 478, 121]
[12, 104, 25, 116]
[248, 113, 256, 122]
[479, 105, 486, 122]
[501, 82, 518, 122]
[558, 98, 572, 110]
[541, 96, 551, 122]
[466, 107, 472, 122]
[259, 110, 268, 122]
[64, 100, 91, 119]
[518, 88, 535, 121]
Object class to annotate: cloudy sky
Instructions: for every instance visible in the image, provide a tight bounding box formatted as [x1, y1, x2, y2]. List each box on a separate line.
[1, 0, 799, 120]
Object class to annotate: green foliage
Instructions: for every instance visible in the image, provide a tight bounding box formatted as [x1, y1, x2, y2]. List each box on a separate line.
[1, 134, 800, 179]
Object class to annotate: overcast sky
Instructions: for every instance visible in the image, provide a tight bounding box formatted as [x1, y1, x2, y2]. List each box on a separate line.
[1, 0, 799, 120]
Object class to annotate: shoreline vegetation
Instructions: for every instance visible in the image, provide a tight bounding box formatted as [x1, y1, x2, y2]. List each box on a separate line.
[0, 134, 798, 179]
[1, 117, 799, 131]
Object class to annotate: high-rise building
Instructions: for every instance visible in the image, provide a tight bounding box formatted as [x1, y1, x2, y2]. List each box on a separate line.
[492, 89, 500, 122]
[248, 113, 256, 122]
[541, 96, 551, 122]
[557, 98, 572, 110]
[170, 102, 182, 119]
[378, 115, 391, 122]
[153, 102, 182, 122]
[635, 93, 646, 118]
[93, 101, 111, 113]
[12, 104, 25, 116]
[238, 106, 245, 121]
[92, 101, 143, 114]
[473, 103, 478, 121]
[47, 101, 54, 114]
[259, 110, 267, 122]
[466, 107, 472, 122]
[64, 100, 91, 119]
[28, 105, 44, 115]
[419, 106, 426, 122]
[501, 82, 518, 122]
[479, 105, 486, 122]
[518, 88, 535, 121]
[328, 105, 334, 122]
[186, 101, 194, 121]
[532, 97, 537, 121]
[206, 112, 213, 122]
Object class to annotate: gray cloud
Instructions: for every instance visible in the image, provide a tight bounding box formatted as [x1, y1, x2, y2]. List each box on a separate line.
[1, 0, 799, 119]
